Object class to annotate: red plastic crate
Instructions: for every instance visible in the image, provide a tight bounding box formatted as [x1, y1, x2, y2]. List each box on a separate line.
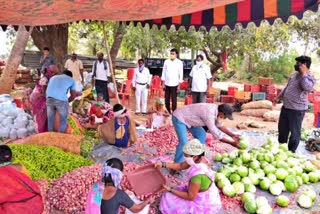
[179, 81, 189, 90]
[185, 95, 192, 105]
[266, 93, 277, 101]
[251, 84, 260, 93]
[258, 77, 273, 86]
[220, 95, 235, 103]
[244, 84, 251, 92]
[228, 87, 238, 96]
[276, 88, 282, 96]
[314, 112, 319, 127]
[260, 85, 275, 94]
[314, 101, 320, 114]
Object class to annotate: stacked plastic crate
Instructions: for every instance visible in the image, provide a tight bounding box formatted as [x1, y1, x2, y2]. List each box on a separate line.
[260, 85, 276, 101]
[312, 92, 320, 127]
[220, 86, 238, 103]
[220, 86, 237, 103]
[251, 77, 273, 101]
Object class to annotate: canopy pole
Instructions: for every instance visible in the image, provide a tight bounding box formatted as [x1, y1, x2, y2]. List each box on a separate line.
[102, 21, 120, 104]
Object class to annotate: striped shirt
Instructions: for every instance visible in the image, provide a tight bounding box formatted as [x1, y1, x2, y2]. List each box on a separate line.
[279, 72, 316, 111]
[173, 103, 223, 140]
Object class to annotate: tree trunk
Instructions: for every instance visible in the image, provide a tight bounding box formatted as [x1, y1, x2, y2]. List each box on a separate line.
[0, 26, 33, 94]
[110, 22, 126, 69]
[203, 48, 223, 80]
[31, 25, 68, 72]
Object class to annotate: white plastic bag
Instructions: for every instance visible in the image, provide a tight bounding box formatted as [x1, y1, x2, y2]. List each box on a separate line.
[17, 128, 28, 138]
[0, 127, 10, 138]
[125, 194, 150, 214]
[9, 129, 18, 140]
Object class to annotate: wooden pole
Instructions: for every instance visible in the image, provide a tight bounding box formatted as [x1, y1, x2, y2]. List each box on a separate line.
[102, 21, 120, 104]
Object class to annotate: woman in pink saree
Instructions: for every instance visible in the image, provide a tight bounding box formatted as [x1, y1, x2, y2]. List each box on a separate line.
[156, 139, 222, 214]
[30, 65, 57, 133]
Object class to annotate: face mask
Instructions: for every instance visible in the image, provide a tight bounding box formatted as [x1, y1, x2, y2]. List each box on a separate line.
[294, 64, 300, 72]
[139, 64, 144, 72]
[196, 61, 203, 66]
[97, 101, 102, 106]
[184, 156, 196, 166]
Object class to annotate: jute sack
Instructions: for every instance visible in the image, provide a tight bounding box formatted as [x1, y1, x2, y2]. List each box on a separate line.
[12, 132, 83, 154]
[263, 110, 280, 122]
[241, 100, 273, 110]
[240, 109, 270, 117]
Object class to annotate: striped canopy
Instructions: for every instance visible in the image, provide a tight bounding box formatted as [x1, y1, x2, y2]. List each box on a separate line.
[0, 0, 240, 27]
[131, 0, 320, 30]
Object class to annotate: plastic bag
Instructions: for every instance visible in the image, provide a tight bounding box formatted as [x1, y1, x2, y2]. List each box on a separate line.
[13, 122, 26, 129]
[0, 94, 13, 103]
[0, 114, 6, 121]
[2, 117, 13, 126]
[0, 127, 10, 138]
[17, 128, 28, 138]
[6, 110, 17, 118]
[9, 129, 18, 140]
[125, 194, 150, 214]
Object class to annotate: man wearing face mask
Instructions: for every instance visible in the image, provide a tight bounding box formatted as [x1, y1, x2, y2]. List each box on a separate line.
[161, 48, 184, 114]
[274, 55, 316, 153]
[132, 59, 151, 115]
[172, 103, 240, 163]
[189, 54, 212, 103]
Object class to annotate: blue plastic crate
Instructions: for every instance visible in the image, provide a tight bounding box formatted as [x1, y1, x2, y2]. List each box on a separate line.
[252, 92, 266, 101]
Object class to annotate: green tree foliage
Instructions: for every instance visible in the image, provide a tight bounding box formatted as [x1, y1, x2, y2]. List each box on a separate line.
[68, 21, 114, 55]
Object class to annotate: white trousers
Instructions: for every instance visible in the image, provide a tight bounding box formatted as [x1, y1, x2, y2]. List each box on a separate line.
[135, 84, 148, 113]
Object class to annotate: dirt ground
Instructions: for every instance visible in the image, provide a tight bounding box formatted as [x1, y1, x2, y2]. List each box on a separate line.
[109, 95, 315, 132]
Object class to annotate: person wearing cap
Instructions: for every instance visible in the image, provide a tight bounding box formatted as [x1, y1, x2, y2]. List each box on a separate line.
[146, 98, 171, 129]
[97, 104, 137, 148]
[156, 139, 222, 213]
[132, 59, 151, 115]
[274, 55, 316, 153]
[172, 103, 240, 163]
[64, 52, 84, 92]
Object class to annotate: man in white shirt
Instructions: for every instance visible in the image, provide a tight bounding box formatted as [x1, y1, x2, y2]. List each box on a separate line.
[161, 48, 184, 113]
[189, 54, 212, 103]
[64, 52, 84, 92]
[91, 52, 110, 103]
[132, 59, 151, 115]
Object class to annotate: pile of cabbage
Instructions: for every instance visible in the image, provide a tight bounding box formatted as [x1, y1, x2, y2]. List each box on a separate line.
[0, 94, 35, 139]
[215, 138, 320, 213]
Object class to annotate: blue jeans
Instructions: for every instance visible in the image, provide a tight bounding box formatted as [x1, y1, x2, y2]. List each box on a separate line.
[46, 97, 69, 133]
[172, 116, 206, 163]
